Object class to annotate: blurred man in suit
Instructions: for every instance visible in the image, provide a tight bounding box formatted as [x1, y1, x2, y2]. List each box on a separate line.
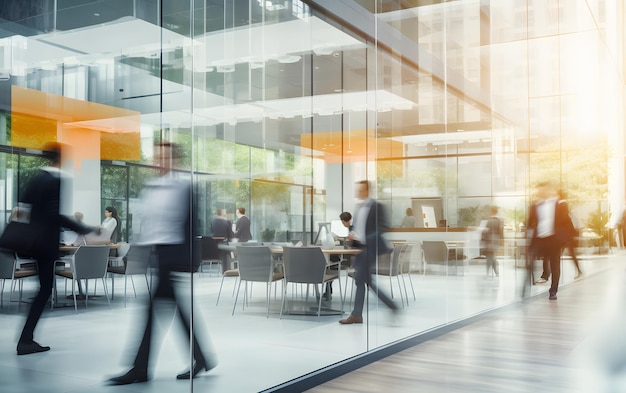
[17, 143, 94, 355]
[108, 142, 215, 385]
[211, 208, 233, 240]
[234, 207, 252, 242]
[527, 181, 577, 300]
[482, 205, 503, 277]
[339, 181, 398, 324]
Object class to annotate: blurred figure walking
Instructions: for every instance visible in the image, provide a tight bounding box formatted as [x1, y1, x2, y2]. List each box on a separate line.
[108, 141, 216, 385]
[526, 181, 577, 300]
[16, 143, 94, 355]
[339, 181, 398, 325]
[482, 205, 503, 277]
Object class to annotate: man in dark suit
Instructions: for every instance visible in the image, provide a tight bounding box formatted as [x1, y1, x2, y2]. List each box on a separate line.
[339, 181, 398, 324]
[211, 209, 233, 240]
[234, 207, 252, 242]
[527, 181, 576, 300]
[17, 143, 93, 355]
[108, 142, 215, 385]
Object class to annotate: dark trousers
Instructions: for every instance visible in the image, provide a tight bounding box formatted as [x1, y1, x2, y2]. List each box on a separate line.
[351, 249, 396, 318]
[485, 251, 499, 275]
[19, 258, 54, 344]
[532, 236, 562, 295]
[540, 243, 582, 278]
[132, 245, 205, 373]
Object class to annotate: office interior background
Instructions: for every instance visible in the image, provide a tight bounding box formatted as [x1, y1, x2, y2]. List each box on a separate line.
[0, 0, 625, 392]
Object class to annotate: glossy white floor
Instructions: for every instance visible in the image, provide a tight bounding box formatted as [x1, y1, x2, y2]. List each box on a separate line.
[0, 252, 615, 393]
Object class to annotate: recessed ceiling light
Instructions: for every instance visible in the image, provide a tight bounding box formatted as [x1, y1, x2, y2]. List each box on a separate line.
[94, 13, 100, 16]
[277, 55, 301, 64]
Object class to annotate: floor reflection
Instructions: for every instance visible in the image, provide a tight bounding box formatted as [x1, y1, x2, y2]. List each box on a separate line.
[0, 252, 617, 392]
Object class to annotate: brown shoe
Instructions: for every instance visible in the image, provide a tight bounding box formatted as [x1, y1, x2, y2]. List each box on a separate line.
[339, 315, 363, 324]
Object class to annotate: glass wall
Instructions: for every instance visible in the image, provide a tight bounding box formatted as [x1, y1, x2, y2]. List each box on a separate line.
[0, 0, 623, 391]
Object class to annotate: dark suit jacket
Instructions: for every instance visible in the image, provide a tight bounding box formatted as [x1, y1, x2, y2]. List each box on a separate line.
[361, 199, 391, 256]
[234, 215, 252, 242]
[527, 198, 576, 249]
[21, 168, 90, 260]
[211, 217, 233, 240]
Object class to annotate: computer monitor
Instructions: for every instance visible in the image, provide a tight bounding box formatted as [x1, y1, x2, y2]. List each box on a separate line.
[330, 219, 349, 238]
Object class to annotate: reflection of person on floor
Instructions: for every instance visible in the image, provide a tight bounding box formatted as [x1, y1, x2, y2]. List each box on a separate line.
[482, 206, 503, 277]
[527, 181, 577, 300]
[339, 181, 398, 324]
[16, 143, 95, 356]
[108, 142, 216, 385]
[323, 211, 352, 301]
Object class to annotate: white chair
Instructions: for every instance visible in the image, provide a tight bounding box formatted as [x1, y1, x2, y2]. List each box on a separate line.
[233, 245, 283, 318]
[107, 245, 151, 307]
[0, 250, 37, 306]
[398, 243, 416, 302]
[55, 245, 111, 313]
[372, 246, 406, 307]
[421, 241, 464, 275]
[280, 246, 340, 320]
[216, 264, 239, 306]
[108, 242, 130, 267]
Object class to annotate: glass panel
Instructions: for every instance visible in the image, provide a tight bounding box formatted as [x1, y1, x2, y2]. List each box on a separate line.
[101, 164, 128, 242]
[0, 0, 623, 391]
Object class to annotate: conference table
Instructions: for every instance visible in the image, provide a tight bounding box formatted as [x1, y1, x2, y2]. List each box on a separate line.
[218, 243, 361, 316]
[59, 242, 120, 253]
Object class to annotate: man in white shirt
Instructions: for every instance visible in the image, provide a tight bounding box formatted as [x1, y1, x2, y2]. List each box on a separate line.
[339, 181, 398, 324]
[527, 181, 576, 300]
[108, 142, 215, 385]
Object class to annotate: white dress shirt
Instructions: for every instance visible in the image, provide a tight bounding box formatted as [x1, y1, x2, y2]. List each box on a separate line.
[134, 176, 188, 246]
[536, 198, 557, 238]
[353, 199, 371, 244]
[101, 217, 117, 238]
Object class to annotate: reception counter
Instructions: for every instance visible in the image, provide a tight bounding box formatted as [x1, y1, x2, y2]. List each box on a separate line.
[386, 227, 482, 256]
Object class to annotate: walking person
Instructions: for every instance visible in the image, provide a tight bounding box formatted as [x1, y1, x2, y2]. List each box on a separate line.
[16, 143, 94, 355]
[339, 181, 398, 324]
[108, 141, 216, 385]
[482, 206, 503, 277]
[527, 181, 577, 300]
[557, 190, 583, 279]
[534, 190, 583, 283]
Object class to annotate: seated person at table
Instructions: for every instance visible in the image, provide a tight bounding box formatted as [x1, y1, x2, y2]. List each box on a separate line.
[401, 207, 416, 228]
[322, 212, 353, 301]
[73, 211, 84, 224]
[100, 206, 120, 243]
[211, 209, 233, 241]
